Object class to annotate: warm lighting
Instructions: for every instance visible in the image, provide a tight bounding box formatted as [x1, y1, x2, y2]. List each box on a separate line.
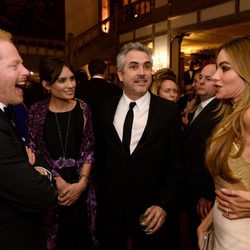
[152, 53, 169, 73]
[147, 42, 153, 49]
[102, 0, 110, 33]
[153, 35, 170, 72]
[181, 32, 218, 54]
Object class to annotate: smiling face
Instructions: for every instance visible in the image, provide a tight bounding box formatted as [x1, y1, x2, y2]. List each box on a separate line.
[158, 79, 178, 102]
[44, 66, 76, 102]
[213, 49, 246, 102]
[0, 40, 29, 105]
[117, 50, 152, 100]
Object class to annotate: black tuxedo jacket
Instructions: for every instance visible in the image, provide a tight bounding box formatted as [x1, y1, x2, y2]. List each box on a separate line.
[77, 77, 121, 115]
[184, 98, 220, 201]
[0, 110, 56, 250]
[78, 77, 122, 176]
[97, 93, 183, 223]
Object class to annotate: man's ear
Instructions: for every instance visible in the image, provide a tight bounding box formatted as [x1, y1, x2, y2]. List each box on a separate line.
[42, 80, 50, 91]
[117, 70, 123, 82]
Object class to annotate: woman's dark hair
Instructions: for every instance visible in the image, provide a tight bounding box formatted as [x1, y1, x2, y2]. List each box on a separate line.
[39, 57, 75, 84]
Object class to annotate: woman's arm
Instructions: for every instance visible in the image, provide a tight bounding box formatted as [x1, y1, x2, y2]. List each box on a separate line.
[56, 163, 91, 206]
[197, 208, 213, 250]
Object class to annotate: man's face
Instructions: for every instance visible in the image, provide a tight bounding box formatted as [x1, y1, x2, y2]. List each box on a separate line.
[196, 64, 216, 100]
[0, 40, 29, 105]
[117, 50, 152, 100]
[185, 84, 195, 101]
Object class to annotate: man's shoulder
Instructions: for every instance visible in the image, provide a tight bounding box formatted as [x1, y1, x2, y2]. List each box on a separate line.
[150, 93, 179, 110]
[89, 77, 107, 84]
[202, 98, 220, 113]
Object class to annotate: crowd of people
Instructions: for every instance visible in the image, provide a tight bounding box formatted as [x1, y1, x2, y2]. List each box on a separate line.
[0, 27, 250, 250]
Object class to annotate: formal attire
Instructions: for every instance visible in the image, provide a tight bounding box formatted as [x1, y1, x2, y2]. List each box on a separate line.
[183, 97, 220, 249]
[182, 69, 195, 85]
[77, 76, 122, 186]
[213, 143, 250, 250]
[0, 104, 56, 250]
[97, 92, 183, 250]
[77, 76, 122, 117]
[78, 76, 121, 137]
[11, 103, 28, 141]
[27, 98, 97, 250]
[184, 97, 220, 200]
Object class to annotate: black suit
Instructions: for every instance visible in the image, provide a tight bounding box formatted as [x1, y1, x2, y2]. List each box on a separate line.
[77, 77, 122, 182]
[182, 70, 194, 85]
[0, 110, 56, 250]
[77, 77, 121, 115]
[183, 98, 220, 249]
[97, 93, 183, 250]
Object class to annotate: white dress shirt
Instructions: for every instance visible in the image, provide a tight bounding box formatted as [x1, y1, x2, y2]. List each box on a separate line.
[113, 92, 150, 154]
[0, 102, 7, 112]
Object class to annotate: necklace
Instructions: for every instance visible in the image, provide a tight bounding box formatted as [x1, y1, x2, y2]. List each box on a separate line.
[54, 111, 71, 159]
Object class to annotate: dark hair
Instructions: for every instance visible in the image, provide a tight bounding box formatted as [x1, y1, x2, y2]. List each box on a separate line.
[39, 57, 75, 84]
[88, 59, 106, 77]
[75, 69, 88, 84]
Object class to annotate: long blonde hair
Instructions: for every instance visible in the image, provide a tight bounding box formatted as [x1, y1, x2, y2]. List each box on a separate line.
[206, 35, 250, 182]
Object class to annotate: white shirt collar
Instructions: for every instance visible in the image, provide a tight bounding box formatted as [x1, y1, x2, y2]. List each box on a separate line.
[200, 96, 216, 109]
[0, 102, 7, 112]
[92, 75, 104, 79]
[122, 91, 150, 111]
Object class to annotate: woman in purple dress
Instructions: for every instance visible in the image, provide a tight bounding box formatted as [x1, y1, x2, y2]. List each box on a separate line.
[27, 57, 97, 250]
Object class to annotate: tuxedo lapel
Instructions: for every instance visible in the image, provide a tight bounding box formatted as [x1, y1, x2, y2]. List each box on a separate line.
[0, 108, 15, 128]
[102, 94, 165, 156]
[0, 109, 25, 145]
[187, 98, 219, 130]
[102, 96, 128, 156]
[0, 108, 9, 121]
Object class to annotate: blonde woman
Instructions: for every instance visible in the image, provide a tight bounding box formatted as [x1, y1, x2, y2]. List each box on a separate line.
[198, 35, 250, 249]
[151, 68, 179, 102]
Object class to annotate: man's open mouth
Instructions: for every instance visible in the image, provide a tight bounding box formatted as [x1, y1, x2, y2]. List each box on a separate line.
[15, 82, 26, 90]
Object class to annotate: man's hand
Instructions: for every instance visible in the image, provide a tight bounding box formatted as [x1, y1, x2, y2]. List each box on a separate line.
[141, 205, 166, 235]
[216, 188, 250, 219]
[197, 197, 213, 219]
[25, 146, 36, 165]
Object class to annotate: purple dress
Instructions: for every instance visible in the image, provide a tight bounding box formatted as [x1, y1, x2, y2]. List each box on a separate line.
[27, 98, 98, 249]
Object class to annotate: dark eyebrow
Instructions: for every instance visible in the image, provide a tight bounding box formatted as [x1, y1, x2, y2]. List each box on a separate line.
[57, 77, 66, 80]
